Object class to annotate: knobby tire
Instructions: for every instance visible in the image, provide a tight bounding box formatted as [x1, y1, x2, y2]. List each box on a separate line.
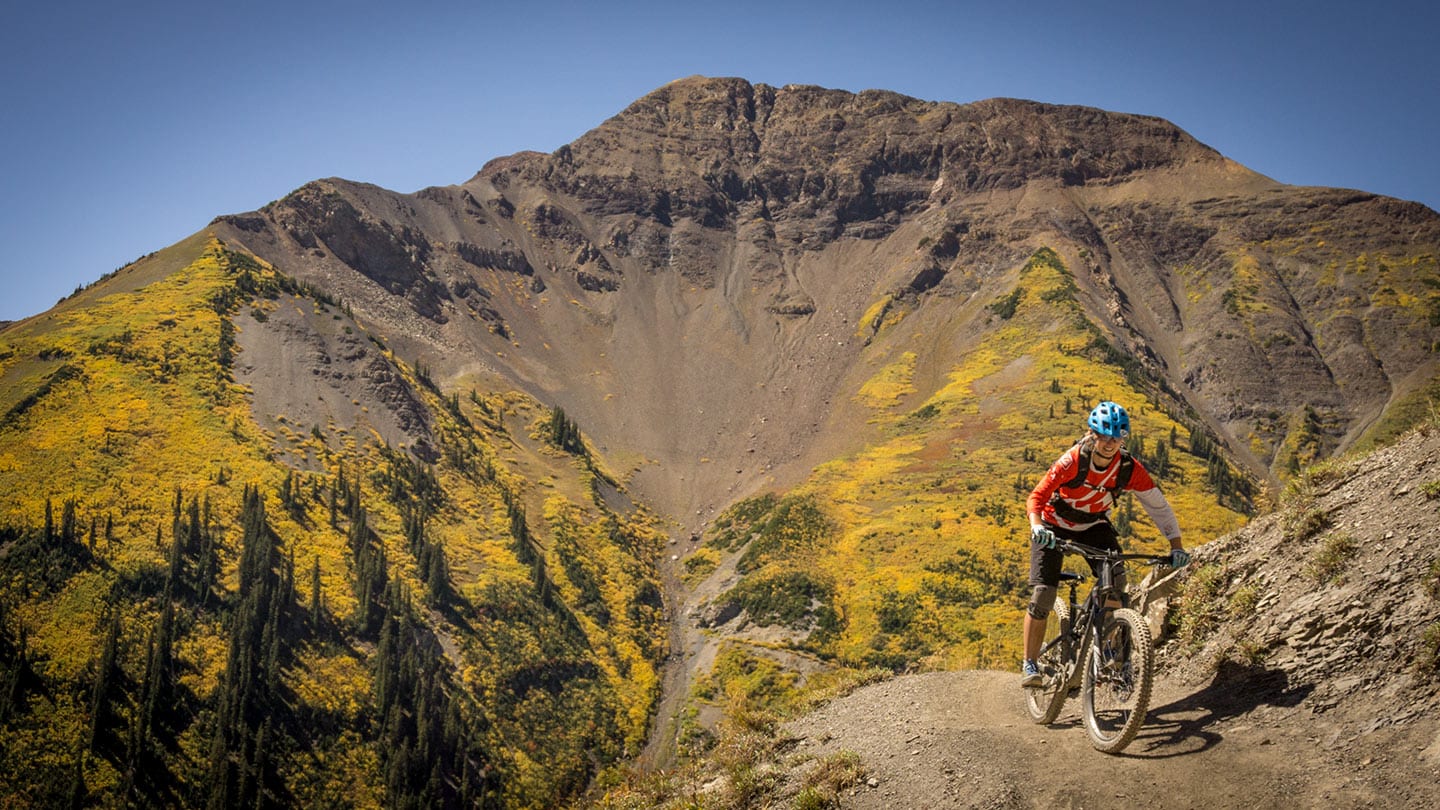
[1080, 607, 1153, 754]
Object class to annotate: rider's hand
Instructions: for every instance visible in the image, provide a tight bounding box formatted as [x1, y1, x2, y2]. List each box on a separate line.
[1169, 548, 1191, 568]
[1031, 525, 1058, 550]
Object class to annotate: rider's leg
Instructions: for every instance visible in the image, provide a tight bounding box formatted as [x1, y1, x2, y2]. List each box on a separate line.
[1024, 586, 1057, 660]
[1024, 613, 1043, 660]
[1023, 535, 1063, 667]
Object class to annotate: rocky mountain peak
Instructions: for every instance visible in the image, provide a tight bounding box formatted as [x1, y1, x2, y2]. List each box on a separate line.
[211, 77, 1439, 526]
[494, 77, 1234, 241]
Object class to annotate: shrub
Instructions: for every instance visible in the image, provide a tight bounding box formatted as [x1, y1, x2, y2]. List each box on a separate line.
[909, 403, 940, 421]
[1226, 583, 1262, 619]
[1304, 533, 1358, 584]
[708, 493, 778, 551]
[987, 288, 1024, 320]
[1212, 637, 1268, 671]
[795, 751, 864, 809]
[875, 589, 922, 633]
[1300, 456, 1358, 490]
[684, 547, 721, 583]
[1416, 622, 1440, 678]
[736, 496, 831, 573]
[1171, 563, 1226, 651]
[725, 570, 835, 629]
[1283, 508, 1330, 544]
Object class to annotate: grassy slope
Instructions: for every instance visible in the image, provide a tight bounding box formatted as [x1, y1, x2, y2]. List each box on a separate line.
[700, 248, 1249, 673]
[0, 240, 665, 808]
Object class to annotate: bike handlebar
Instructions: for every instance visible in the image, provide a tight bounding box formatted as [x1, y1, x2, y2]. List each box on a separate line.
[1059, 540, 1173, 565]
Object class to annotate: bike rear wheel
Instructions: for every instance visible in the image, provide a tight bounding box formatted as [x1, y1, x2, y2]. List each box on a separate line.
[1080, 607, 1153, 753]
[1023, 601, 1071, 724]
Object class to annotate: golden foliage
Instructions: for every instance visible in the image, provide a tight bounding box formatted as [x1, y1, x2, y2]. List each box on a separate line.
[709, 247, 1249, 674]
[0, 238, 666, 808]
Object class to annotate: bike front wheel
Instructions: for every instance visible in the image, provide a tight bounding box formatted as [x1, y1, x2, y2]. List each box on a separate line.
[1024, 600, 1071, 724]
[1080, 607, 1153, 753]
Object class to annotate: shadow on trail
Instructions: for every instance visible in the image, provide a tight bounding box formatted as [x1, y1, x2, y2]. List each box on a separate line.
[1126, 660, 1314, 758]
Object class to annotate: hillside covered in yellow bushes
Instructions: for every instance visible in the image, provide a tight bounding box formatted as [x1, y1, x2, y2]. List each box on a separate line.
[0, 238, 665, 808]
[675, 249, 1253, 736]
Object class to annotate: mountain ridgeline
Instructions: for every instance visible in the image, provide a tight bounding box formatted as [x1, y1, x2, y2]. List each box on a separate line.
[216, 77, 1440, 515]
[2, 76, 1438, 806]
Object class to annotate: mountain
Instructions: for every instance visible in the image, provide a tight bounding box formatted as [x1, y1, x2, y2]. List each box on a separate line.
[608, 422, 1440, 809]
[0, 240, 666, 807]
[212, 76, 1440, 512]
[2, 76, 1438, 807]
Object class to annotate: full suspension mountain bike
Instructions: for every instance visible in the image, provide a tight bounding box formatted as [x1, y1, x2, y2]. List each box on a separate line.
[1023, 540, 1171, 753]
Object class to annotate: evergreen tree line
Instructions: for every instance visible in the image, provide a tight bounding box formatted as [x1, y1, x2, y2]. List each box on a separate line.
[377, 445, 445, 514]
[303, 454, 496, 808]
[377, 445, 455, 610]
[403, 504, 452, 608]
[371, 583, 497, 809]
[205, 484, 297, 810]
[546, 407, 586, 456]
[169, 488, 221, 607]
[70, 486, 240, 806]
[436, 414, 501, 491]
[1181, 420, 1256, 513]
[4, 461, 499, 807]
[337, 448, 496, 807]
[496, 481, 593, 644]
[210, 248, 340, 314]
[498, 485, 555, 610]
[552, 522, 608, 627]
[349, 506, 390, 637]
[0, 499, 96, 597]
[0, 598, 28, 730]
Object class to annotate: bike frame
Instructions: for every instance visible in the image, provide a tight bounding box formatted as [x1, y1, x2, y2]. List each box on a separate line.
[1040, 541, 1169, 693]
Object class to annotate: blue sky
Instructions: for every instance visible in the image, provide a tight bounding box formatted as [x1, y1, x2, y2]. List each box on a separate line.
[2, 0, 1435, 322]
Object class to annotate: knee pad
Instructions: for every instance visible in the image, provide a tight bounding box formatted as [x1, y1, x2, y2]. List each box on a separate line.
[1027, 585, 1058, 620]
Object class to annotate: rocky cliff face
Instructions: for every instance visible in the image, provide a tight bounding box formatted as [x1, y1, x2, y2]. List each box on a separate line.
[213, 76, 1440, 524]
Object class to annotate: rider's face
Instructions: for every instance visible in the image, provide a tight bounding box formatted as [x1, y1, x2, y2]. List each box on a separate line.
[1092, 434, 1123, 460]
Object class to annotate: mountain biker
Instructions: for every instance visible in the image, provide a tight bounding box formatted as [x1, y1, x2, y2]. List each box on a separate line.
[1020, 401, 1190, 687]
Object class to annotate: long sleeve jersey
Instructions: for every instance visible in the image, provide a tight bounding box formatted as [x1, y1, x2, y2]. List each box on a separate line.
[1026, 444, 1181, 541]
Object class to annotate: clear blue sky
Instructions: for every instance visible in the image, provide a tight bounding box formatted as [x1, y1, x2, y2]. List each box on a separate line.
[2, 0, 1436, 322]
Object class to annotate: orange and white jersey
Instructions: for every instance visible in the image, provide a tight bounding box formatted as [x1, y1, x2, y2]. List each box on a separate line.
[1026, 445, 1180, 540]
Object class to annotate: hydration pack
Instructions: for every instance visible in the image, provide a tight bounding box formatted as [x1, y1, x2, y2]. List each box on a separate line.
[1049, 442, 1134, 522]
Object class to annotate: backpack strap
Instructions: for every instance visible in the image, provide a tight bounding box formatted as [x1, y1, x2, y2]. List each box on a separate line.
[1060, 442, 1088, 489]
[1049, 449, 1135, 523]
[1114, 453, 1134, 491]
[1056, 447, 1134, 494]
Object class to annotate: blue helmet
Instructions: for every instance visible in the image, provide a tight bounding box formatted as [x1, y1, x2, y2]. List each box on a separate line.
[1087, 401, 1130, 438]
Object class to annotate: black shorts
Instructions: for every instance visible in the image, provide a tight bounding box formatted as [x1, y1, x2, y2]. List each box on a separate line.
[1029, 521, 1122, 588]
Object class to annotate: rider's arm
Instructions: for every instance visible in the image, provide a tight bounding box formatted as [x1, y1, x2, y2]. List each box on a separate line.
[1127, 462, 1182, 547]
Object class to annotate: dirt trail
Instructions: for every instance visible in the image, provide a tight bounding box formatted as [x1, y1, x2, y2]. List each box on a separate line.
[785, 667, 1440, 808]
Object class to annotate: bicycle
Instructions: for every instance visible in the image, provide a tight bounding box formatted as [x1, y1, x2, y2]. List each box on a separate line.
[1022, 540, 1172, 753]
